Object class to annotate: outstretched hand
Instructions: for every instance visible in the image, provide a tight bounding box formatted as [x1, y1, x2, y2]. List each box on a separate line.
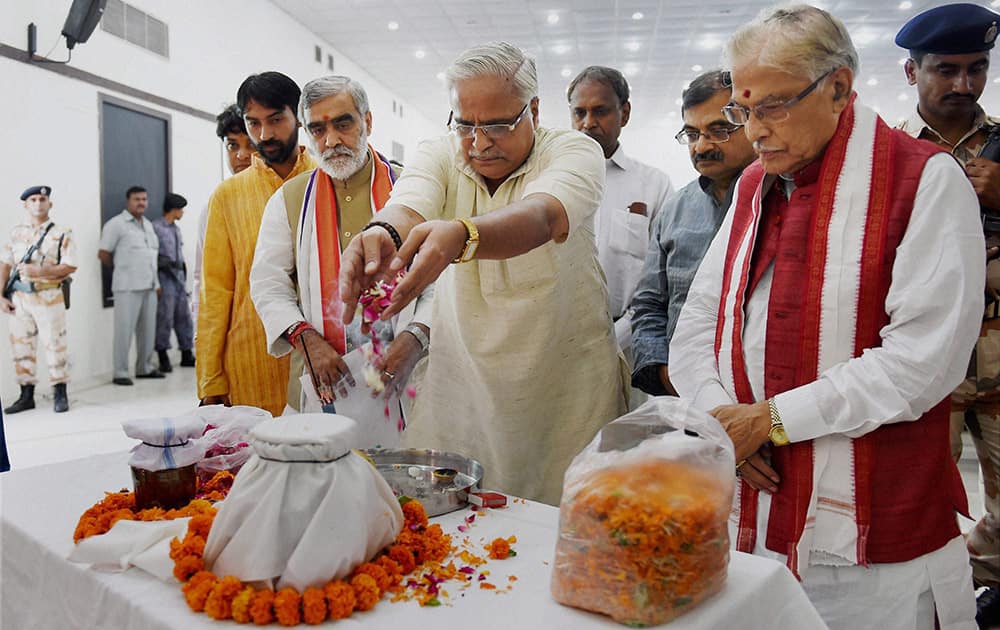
[340, 226, 400, 327]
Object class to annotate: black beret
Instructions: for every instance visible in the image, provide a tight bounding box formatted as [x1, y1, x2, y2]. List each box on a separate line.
[20, 185, 52, 201]
[896, 3, 1000, 54]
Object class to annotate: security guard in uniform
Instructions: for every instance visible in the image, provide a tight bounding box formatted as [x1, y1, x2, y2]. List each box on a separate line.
[0, 186, 77, 413]
[897, 4, 1000, 625]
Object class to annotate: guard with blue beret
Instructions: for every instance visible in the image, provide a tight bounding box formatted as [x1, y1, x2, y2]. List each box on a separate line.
[0, 185, 76, 414]
[897, 4, 1000, 624]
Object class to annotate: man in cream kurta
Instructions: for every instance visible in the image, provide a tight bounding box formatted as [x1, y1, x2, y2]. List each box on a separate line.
[384, 124, 627, 504]
[340, 43, 628, 505]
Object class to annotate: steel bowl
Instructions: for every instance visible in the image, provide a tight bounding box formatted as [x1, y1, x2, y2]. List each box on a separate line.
[365, 448, 484, 517]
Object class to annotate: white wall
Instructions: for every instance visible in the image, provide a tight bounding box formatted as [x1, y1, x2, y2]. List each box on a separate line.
[0, 0, 438, 402]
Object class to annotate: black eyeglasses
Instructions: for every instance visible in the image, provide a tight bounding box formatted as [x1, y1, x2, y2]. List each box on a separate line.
[674, 125, 744, 145]
[447, 103, 529, 139]
[722, 69, 833, 125]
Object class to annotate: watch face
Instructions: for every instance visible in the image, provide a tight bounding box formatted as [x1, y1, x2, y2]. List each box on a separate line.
[463, 241, 479, 262]
[769, 426, 790, 446]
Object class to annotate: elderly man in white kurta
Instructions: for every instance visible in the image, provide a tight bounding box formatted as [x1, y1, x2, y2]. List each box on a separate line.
[339, 42, 628, 505]
[670, 6, 982, 630]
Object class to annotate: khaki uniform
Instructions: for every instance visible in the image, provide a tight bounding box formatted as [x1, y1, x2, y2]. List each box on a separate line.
[2, 221, 76, 385]
[900, 107, 1000, 585]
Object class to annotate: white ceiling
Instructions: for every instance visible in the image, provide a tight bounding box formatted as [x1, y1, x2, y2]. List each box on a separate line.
[271, 0, 1000, 131]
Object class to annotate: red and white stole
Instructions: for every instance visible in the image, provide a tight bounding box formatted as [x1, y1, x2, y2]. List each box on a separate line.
[294, 146, 396, 353]
[714, 95, 906, 577]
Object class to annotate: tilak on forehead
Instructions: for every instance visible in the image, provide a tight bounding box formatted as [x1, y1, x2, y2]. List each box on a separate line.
[743, 89, 751, 98]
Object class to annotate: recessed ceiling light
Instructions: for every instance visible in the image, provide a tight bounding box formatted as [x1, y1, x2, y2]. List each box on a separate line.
[898, 57, 908, 65]
[561, 67, 572, 78]
[867, 78, 878, 86]
[994, 77, 1000, 83]
[667, 111, 677, 118]
[415, 49, 426, 59]
[674, 98, 683, 106]
[387, 21, 399, 31]
[632, 12, 644, 20]
[873, 105, 881, 113]
[436, 71, 445, 81]
[624, 64, 639, 77]
[547, 13, 559, 25]
[897, 92, 909, 101]
[626, 42, 641, 52]
[993, 0, 1000, 7]
[691, 64, 703, 72]
[552, 44, 570, 55]
[898, 1, 912, 9]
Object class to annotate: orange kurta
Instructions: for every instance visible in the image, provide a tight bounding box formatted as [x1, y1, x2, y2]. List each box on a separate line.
[197, 150, 316, 416]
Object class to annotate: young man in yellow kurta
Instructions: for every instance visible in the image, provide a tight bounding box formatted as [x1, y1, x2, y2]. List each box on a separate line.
[198, 72, 316, 416]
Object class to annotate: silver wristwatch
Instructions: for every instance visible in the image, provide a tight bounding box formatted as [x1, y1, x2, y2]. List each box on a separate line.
[403, 323, 429, 353]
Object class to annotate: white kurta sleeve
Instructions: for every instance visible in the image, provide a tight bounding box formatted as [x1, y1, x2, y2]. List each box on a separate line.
[522, 131, 605, 237]
[775, 153, 985, 442]
[251, 189, 306, 357]
[669, 195, 740, 412]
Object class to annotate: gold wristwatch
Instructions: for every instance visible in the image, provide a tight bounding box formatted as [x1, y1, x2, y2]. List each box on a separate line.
[767, 398, 790, 446]
[452, 217, 479, 263]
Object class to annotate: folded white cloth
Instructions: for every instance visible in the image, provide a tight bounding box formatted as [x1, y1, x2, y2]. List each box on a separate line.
[123, 416, 207, 471]
[67, 518, 189, 582]
[202, 414, 404, 591]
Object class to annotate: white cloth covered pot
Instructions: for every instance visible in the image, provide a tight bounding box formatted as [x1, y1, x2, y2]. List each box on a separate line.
[202, 414, 404, 591]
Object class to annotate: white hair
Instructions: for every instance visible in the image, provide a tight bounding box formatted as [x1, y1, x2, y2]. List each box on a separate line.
[445, 41, 538, 102]
[299, 75, 370, 120]
[725, 4, 859, 81]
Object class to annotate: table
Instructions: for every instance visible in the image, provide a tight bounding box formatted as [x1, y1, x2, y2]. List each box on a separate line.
[1, 452, 827, 629]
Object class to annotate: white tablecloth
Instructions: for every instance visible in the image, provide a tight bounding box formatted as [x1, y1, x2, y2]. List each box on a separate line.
[1, 452, 827, 629]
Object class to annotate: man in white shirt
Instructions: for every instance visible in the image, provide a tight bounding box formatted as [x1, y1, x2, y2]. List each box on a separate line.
[567, 66, 672, 356]
[670, 6, 982, 629]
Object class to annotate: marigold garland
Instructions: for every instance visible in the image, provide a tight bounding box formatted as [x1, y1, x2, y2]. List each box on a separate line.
[169, 496, 456, 625]
[72, 471, 235, 543]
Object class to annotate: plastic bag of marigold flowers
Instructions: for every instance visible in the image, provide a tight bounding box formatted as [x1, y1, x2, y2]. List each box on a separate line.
[550, 397, 735, 626]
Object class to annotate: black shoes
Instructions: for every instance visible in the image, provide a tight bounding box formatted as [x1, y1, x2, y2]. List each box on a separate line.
[4, 384, 35, 414]
[179, 349, 195, 367]
[977, 585, 1000, 629]
[136, 370, 165, 379]
[157, 350, 173, 373]
[113, 377, 134, 386]
[53, 383, 68, 413]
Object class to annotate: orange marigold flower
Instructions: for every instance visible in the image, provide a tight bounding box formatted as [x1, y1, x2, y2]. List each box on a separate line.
[249, 588, 275, 625]
[273, 587, 301, 626]
[184, 576, 217, 612]
[402, 500, 428, 528]
[135, 507, 166, 521]
[231, 586, 255, 624]
[487, 537, 511, 560]
[323, 580, 356, 620]
[387, 545, 417, 574]
[352, 562, 390, 593]
[173, 555, 205, 582]
[375, 556, 402, 585]
[188, 513, 215, 539]
[184, 570, 217, 591]
[204, 575, 242, 620]
[301, 587, 327, 625]
[350, 574, 380, 611]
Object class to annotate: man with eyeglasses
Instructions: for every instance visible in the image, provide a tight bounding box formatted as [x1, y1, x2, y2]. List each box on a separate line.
[670, 6, 982, 629]
[630, 70, 754, 398]
[338, 41, 627, 505]
[198, 72, 316, 416]
[896, 6, 1000, 623]
[566, 66, 673, 367]
[251, 75, 429, 416]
